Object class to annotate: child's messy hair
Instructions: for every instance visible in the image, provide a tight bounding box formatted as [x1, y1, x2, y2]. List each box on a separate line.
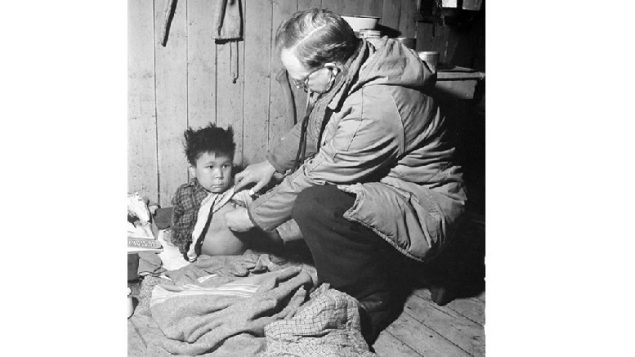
[184, 124, 235, 165]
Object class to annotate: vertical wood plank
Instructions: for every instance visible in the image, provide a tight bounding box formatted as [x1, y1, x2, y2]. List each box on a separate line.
[187, 0, 216, 129]
[321, 0, 344, 14]
[322, 0, 381, 18]
[242, 0, 273, 164]
[339, 1, 363, 16]
[399, 0, 417, 38]
[415, 22, 450, 62]
[297, 0, 322, 10]
[268, 0, 298, 149]
[154, 0, 189, 206]
[360, 0, 383, 17]
[381, 0, 401, 30]
[216, 40, 245, 166]
[128, 0, 158, 203]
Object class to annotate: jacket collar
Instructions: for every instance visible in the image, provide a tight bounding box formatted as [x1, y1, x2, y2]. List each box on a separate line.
[327, 40, 372, 111]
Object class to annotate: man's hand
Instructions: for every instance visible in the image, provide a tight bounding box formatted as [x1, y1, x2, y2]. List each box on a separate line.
[224, 206, 256, 232]
[234, 160, 276, 195]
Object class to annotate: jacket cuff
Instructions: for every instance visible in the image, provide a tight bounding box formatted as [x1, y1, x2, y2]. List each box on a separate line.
[275, 219, 303, 243]
[246, 204, 262, 230]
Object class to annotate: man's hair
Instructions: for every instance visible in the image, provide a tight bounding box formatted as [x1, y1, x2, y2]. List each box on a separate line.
[183, 123, 235, 166]
[275, 8, 359, 70]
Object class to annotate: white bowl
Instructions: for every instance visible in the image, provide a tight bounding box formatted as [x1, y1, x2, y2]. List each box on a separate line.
[342, 15, 380, 32]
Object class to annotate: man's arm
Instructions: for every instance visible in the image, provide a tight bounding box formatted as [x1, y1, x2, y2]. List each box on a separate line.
[249, 100, 403, 231]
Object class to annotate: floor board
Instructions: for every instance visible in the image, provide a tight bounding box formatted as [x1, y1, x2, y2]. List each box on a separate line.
[403, 292, 485, 356]
[374, 330, 423, 357]
[384, 310, 472, 357]
[414, 288, 486, 326]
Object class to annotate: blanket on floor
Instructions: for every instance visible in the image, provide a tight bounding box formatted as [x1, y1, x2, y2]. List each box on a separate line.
[147, 266, 312, 356]
[131, 253, 374, 356]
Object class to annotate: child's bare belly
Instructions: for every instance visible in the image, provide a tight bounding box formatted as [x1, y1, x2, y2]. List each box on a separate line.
[200, 202, 246, 256]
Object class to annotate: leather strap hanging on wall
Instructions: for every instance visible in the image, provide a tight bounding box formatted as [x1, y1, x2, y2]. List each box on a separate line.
[160, 0, 178, 47]
[161, 0, 243, 47]
[230, 41, 239, 83]
[213, 0, 242, 41]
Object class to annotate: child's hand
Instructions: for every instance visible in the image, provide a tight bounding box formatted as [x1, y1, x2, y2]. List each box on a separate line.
[225, 206, 256, 232]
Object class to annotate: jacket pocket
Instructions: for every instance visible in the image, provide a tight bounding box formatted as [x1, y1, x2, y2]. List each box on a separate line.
[409, 188, 445, 254]
[340, 182, 442, 261]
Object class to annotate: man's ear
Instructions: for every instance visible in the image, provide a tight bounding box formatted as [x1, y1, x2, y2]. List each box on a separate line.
[188, 165, 196, 177]
[323, 62, 339, 76]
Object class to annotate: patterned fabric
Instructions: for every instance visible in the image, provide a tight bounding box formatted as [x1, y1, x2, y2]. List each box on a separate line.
[170, 178, 209, 255]
[263, 284, 376, 357]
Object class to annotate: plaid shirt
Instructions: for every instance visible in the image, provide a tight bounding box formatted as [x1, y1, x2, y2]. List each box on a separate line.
[170, 178, 210, 255]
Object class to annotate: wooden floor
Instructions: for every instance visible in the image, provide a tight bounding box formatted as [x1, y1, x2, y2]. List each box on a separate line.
[373, 210, 486, 356]
[129, 286, 485, 356]
[373, 288, 485, 357]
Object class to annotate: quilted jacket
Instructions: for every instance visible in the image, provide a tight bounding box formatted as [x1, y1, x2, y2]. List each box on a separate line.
[248, 38, 466, 262]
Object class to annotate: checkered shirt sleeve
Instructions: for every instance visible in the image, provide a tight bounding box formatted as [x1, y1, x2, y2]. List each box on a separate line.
[170, 180, 209, 254]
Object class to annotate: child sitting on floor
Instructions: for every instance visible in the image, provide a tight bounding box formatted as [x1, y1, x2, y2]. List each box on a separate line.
[170, 124, 252, 261]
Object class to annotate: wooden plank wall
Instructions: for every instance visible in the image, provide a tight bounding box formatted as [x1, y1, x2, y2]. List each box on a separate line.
[128, 0, 480, 206]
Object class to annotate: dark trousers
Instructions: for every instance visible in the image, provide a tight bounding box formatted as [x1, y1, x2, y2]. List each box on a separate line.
[291, 184, 408, 308]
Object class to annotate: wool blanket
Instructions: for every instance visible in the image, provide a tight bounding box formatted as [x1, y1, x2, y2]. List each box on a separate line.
[146, 266, 312, 356]
[130, 253, 374, 356]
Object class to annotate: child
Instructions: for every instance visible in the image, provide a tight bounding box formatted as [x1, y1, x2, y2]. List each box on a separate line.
[170, 124, 250, 261]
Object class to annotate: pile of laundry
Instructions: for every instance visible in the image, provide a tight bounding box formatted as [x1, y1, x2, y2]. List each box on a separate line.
[131, 253, 376, 357]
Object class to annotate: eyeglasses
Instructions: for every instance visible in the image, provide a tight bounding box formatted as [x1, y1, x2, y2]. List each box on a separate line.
[291, 67, 324, 92]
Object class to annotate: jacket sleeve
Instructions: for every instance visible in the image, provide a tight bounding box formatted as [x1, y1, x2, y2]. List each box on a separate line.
[265, 120, 302, 173]
[265, 114, 324, 173]
[249, 96, 403, 231]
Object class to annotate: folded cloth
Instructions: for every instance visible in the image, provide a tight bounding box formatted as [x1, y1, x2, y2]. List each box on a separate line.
[213, 0, 242, 40]
[135, 253, 298, 317]
[148, 266, 313, 356]
[137, 251, 165, 277]
[154, 207, 174, 230]
[263, 284, 376, 357]
[165, 252, 288, 285]
[137, 229, 190, 276]
[156, 229, 190, 271]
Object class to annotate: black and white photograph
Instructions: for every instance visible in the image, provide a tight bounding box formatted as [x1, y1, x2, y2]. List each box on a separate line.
[6, 0, 635, 356]
[126, 1, 485, 356]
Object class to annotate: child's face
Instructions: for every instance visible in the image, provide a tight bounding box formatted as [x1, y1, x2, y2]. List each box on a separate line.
[191, 151, 233, 193]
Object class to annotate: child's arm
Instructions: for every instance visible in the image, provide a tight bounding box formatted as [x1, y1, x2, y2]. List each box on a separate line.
[170, 187, 193, 255]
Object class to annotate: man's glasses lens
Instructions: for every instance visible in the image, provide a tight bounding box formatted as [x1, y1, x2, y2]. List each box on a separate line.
[290, 67, 321, 92]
